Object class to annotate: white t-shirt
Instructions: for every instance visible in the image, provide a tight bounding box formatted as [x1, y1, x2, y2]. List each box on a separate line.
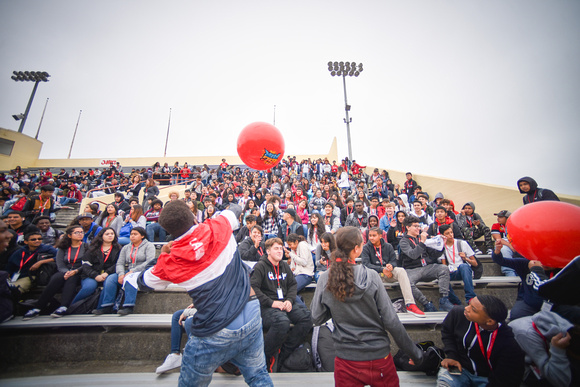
[443, 239, 475, 272]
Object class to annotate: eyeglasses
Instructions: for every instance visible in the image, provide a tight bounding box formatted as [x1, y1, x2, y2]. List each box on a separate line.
[72, 231, 84, 235]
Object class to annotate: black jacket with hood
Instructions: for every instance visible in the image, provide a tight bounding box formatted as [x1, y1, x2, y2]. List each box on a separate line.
[517, 177, 559, 205]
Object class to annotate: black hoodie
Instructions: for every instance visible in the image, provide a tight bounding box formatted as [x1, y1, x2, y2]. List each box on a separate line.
[250, 255, 297, 309]
[516, 176, 559, 205]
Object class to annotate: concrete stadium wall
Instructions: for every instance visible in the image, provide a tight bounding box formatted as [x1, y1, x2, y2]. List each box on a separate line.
[0, 128, 42, 170]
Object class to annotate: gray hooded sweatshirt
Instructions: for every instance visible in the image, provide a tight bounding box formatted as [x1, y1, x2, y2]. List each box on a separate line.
[311, 264, 423, 363]
[509, 310, 573, 386]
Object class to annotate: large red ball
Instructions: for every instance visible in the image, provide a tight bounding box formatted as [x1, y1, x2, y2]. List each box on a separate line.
[507, 201, 580, 268]
[237, 122, 285, 170]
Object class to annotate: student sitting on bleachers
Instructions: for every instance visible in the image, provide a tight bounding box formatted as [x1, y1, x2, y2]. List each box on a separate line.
[399, 215, 453, 312]
[251, 237, 313, 373]
[361, 227, 425, 317]
[23, 225, 87, 319]
[386, 210, 407, 251]
[455, 202, 493, 255]
[284, 233, 314, 293]
[490, 210, 517, 277]
[427, 206, 462, 240]
[145, 200, 166, 243]
[314, 232, 336, 280]
[33, 216, 62, 246]
[6, 231, 57, 295]
[439, 224, 478, 306]
[438, 295, 524, 386]
[238, 225, 266, 265]
[95, 203, 123, 236]
[74, 227, 121, 306]
[107, 227, 155, 316]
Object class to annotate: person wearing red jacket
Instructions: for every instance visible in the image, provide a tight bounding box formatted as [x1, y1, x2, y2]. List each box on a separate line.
[59, 184, 83, 205]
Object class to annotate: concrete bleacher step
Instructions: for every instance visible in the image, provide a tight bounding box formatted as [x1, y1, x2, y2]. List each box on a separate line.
[0, 313, 446, 377]
[53, 203, 82, 228]
[0, 371, 437, 386]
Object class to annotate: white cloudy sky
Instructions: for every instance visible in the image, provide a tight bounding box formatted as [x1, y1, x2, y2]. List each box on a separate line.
[1, 0, 579, 195]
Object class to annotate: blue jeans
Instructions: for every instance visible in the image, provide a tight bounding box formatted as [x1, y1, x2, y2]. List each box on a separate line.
[118, 237, 130, 246]
[437, 367, 488, 386]
[448, 264, 476, 303]
[179, 300, 272, 387]
[146, 222, 166, 242]
[72, 278, 98, 305]
[500, 245, 517, 276]
[98, 273, 120, 308]
[122, 281, 138, 307]
[59, 197, 79, 205]
[295, 274, 313, 294]
[171, 309, 185, 353]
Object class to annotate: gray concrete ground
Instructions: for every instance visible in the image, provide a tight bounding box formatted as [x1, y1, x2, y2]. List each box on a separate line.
[1, 371, 436, 386]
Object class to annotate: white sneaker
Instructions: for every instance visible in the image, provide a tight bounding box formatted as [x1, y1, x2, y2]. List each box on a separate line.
[486, 249, 493, 255]
[474, 249, 483, 255]
[156, 353, 182, 374]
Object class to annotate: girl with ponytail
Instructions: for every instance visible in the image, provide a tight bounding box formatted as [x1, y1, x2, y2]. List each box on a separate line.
[311, 226, 424, 386]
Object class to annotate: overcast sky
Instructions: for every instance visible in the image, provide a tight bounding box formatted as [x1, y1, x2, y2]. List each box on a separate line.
[1, 0, 579, 195]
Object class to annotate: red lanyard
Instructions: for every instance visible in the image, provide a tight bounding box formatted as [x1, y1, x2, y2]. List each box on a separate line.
[357, 216, 364, 226]
[68, 243, 82, 265]
[257, 246, 264, 256]
[20, 251, 37, 272]
[347, 207, 353, 216]
[102, 247, 112, 263]
[130, 244, 140, 264]
[445, 243, 456, 264]
[374, 245, 383, 265]
[273, 263, 281, 287]
[105, 215, 114, 227]
[474, 323, 498, 370]
[409, 237, 417, 247]
[532, 322, 549, 352]
[39, 197, 49, 210]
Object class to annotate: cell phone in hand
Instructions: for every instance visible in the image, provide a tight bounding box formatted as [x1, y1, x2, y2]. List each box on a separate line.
[448, 365, 461, 375]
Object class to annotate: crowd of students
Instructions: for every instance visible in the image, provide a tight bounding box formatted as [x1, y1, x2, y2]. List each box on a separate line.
[0, 158, 577, 386]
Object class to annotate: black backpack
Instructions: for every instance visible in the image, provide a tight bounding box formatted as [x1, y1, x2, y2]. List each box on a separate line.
[279, 343, 316, 372]
[393, 340, 445, 376]
[66, 288, 101, 315]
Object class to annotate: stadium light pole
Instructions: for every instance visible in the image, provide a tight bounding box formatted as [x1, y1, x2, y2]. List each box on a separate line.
[11, 71, 50, 134]
[327, 61, 363, 162]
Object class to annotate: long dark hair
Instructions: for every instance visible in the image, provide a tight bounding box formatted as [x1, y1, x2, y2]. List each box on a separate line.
[57, 225, 83, 250]
[320, 232, 336, 261]
[88, 227, 121, 255]
[97, 203, 119, 226]
[327, 227, 362, 302]
[308, 213, 325, 242]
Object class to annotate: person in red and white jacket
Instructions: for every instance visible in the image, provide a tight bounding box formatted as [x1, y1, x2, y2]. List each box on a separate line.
[137, 200, 272, 386]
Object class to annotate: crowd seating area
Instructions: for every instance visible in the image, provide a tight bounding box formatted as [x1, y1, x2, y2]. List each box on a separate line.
[0, 157, 571, 385]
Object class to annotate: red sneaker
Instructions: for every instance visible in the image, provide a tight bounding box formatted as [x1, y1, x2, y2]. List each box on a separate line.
[406, 303, 426, 318]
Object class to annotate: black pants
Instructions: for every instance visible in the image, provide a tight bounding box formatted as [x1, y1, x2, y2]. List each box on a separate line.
[261, 301, 312, 362]
[36, 272, 80, 311]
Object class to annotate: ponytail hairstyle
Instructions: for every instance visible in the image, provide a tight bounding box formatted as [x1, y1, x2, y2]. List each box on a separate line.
[327, 226, 362, 302]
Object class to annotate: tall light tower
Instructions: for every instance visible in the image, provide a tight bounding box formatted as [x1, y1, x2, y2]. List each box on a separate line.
[327, 61, 363, 162]
[11, 71, 50, 134]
